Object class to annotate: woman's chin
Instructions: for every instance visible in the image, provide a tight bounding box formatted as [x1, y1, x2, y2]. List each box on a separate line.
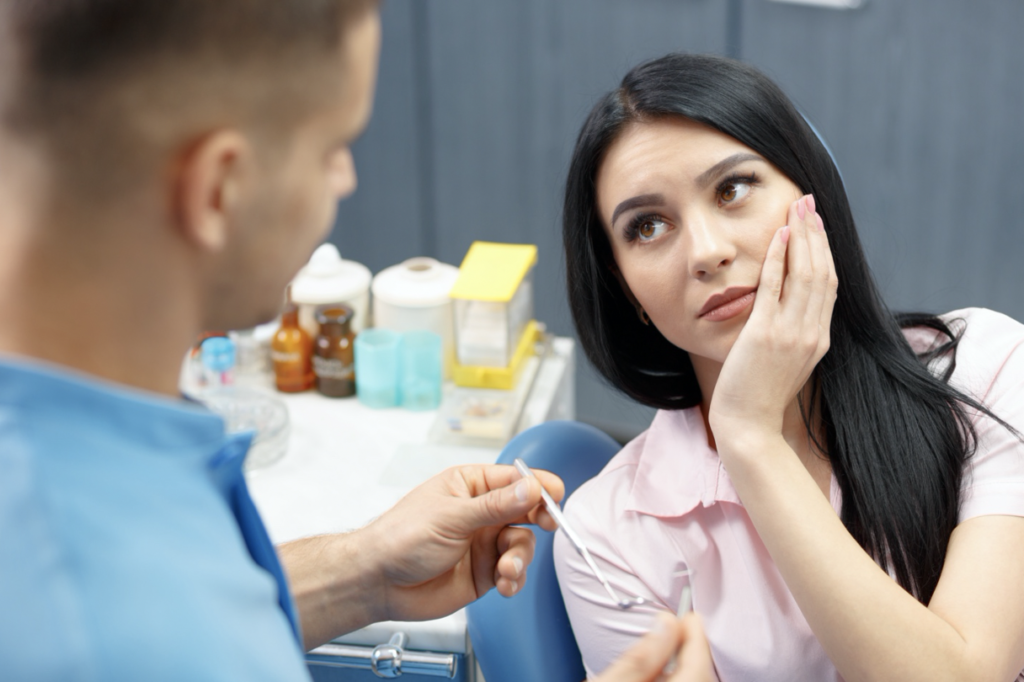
[662, 322, 746, 366]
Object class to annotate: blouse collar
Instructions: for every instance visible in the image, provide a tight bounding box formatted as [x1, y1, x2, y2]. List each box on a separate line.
[624, 407, 742, 518]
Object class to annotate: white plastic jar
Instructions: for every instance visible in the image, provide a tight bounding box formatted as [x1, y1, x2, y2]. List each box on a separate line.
[290, 244, 372, 338]
[372, 257, 460, 379]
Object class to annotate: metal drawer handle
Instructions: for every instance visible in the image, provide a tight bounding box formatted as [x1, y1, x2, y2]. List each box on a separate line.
[768, 0, 864, 8]
[308, 632, 458, 678]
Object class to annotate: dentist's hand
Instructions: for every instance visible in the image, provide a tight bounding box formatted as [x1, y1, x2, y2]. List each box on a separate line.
[280, 464, 564, 651]
[367, 464, 564, 623]
[592, 612, 716, 682]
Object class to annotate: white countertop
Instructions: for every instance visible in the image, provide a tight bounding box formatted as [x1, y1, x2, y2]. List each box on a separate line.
[246, 393, 500, 543]
[245, 338, 574, 654]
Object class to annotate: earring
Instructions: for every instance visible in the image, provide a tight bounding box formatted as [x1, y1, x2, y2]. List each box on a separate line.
[636, 304, 650, 326]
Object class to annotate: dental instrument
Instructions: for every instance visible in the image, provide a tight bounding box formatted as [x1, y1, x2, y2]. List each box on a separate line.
[662, 568, 694, 677]
[512, 458, 646, 610]
[675, 568, 693, 617]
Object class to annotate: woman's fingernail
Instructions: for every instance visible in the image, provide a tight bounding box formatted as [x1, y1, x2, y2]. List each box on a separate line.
[515, 480, 529, 502]
[816, 214, 825, 232]
[509, 581, 519, 594]
[780, 225, 791, 244]
[807, 194, 816, 214]
[512, 556, 524, 576]
[797, 197, 806, 220]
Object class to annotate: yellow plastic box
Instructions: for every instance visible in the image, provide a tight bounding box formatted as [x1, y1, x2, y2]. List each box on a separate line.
[449, 242, 537, 389]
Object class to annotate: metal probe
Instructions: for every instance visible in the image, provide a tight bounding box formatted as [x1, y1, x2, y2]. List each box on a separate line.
[513, 457, 645, 610]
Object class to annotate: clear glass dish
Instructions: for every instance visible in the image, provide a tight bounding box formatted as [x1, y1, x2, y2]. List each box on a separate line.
[197, 388, 290, 471]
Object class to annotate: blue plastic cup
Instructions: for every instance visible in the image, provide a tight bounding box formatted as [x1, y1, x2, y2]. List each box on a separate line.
[401, 331, 442, 411]
[355, 329, 401, 408]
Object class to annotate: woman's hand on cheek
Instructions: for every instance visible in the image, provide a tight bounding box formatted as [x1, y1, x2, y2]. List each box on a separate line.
[707, 194, 838, 448]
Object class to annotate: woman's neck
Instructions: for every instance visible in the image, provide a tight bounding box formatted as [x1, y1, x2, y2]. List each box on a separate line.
[691, 355, 832, 498]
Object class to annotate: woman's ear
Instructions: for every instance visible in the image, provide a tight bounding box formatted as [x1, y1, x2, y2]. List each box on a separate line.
[172, 130, 251, 253]
[608, 260, 640, 307]
[608, 261, 650, 325]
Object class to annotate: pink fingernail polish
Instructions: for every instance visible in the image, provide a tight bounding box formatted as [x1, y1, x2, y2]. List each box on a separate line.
[807, 194, 816, 214]
[816, 215, 825, 232]
[780, 225, 791, 244]
[797, 198, 806, 220]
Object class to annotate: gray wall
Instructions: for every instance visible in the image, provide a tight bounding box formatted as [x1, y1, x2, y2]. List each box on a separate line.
[329, 0, 1024, 442]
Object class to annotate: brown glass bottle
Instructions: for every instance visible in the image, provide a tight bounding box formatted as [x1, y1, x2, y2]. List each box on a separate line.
[313, 305, 355, 397]
[272, 302, 314, 392]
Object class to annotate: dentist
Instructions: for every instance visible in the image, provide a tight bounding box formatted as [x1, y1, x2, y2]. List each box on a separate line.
[0, 1, 709, 680]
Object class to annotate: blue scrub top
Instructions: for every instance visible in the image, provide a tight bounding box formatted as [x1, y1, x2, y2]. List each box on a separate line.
[0, 357, 311, 681]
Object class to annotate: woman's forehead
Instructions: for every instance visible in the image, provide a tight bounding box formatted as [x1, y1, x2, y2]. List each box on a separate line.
[596, 118, 760, 201]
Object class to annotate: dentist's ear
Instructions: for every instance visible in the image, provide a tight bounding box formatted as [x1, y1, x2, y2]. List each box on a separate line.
[173, 130, 251, 253]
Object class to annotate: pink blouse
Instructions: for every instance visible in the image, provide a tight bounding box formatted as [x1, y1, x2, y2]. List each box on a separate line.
[554, 308, 1024, 681]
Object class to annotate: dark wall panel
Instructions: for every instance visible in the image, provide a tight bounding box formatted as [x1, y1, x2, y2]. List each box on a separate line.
[740, 0, 1024, 321]
[327, 0, 425, 274]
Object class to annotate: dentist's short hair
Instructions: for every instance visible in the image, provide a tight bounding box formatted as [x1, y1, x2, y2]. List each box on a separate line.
[0, 0, 377, 199]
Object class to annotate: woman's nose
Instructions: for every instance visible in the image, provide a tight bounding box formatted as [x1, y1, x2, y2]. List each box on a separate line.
[685, 215, 735, 278]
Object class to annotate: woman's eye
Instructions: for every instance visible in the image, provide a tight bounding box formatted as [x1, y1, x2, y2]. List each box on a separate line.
[718, 181, 751, 205]
[636, 217, 667, 241]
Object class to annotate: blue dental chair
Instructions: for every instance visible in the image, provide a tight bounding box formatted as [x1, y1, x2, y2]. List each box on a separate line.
[466, 421, 621, 682]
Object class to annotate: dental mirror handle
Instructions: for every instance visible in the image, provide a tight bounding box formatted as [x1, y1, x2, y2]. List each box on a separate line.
[512, 458, 645, 609]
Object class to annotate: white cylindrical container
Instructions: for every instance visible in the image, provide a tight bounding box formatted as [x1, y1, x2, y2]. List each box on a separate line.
[290, 244, 372, 338]
[372, 257, 460, 379]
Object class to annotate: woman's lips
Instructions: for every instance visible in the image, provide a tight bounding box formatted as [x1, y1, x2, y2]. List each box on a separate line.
[699, 287, 757, 321]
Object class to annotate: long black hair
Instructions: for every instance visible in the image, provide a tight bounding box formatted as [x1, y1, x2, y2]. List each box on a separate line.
[563, 53, 1000, 603]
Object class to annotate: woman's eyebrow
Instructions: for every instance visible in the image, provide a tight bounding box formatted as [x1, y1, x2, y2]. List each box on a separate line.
[694, 152, 764, 189]
[611, 193, 665, 226]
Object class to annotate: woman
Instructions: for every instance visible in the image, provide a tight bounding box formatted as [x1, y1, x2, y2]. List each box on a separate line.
[555, 53, 1024, 682]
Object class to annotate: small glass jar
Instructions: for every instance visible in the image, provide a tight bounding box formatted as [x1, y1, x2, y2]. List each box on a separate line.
[313, 304, 356, 397]
[272, 302, 314, 393]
